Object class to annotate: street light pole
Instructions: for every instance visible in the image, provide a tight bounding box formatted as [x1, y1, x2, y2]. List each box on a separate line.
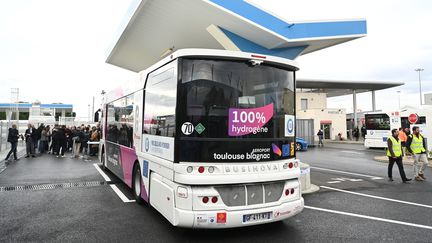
[397, 90, 401, 110]
[415, 68, 424, 105]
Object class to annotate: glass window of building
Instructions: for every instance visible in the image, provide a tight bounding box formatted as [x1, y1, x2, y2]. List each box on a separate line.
[301, 98, 308, 110]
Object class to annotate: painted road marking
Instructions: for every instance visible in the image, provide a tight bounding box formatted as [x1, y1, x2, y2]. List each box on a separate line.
[93, 163, 111, 182]
[311, 166, 384, 180]
[93, 163, 135, 203]
[110, 184, 135, 203]
[340, 150, 363, 155]
[305, 205, 432, 230]
[321, 186, 432, 209]
[327, 177, 364, 184]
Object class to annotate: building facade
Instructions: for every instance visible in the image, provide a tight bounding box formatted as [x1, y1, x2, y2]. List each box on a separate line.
[0, 102, 73, 121]
[296, 92, 347, 142]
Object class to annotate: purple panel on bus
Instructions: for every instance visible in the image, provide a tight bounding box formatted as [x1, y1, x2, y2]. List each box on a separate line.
[120, 146, 138, 188]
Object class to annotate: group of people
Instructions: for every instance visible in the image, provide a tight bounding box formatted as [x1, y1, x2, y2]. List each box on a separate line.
[316, 125, 367, 144]
[353, 125, 367, 141]
[387, 126, 428, 182]
[4, 123, 101, 162]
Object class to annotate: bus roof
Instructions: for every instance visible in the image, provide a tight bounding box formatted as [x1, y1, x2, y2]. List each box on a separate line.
[104, 48, 299, 103]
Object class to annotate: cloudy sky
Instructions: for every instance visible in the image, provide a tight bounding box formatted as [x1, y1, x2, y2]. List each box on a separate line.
[1, 0, 431, 118]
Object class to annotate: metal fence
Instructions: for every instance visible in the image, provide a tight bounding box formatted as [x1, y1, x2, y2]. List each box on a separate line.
[296, 119, 315, 147]
[58, 117, 93, 127]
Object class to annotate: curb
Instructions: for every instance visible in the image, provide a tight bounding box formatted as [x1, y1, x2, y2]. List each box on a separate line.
[373, 156, 432, 167]
[300, 162, 320, 194]
[302, 184, 320, 194]
[326, 141, 364, 145]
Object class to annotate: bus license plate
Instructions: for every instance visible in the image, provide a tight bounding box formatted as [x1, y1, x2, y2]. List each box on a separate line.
[243, 212, 272, 223]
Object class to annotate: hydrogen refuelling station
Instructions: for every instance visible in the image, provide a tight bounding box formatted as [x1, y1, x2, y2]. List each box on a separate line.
[105, 0, 368, 195]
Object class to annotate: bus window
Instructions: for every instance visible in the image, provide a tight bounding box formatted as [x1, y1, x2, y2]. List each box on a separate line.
[401, 116, 426, 129]
[178, 59, 294, 139]
[365, 114, 390, 130]
[143, 64, 177, 137]
[106, 94, 134, 147]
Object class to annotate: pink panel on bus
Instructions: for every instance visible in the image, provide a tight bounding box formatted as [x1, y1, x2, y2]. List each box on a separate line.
[120, 146, 149, 202]
[120, 146, 138, 188]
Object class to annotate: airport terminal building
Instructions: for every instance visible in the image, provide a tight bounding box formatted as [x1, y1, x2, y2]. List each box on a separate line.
[0, 101, 73, 121]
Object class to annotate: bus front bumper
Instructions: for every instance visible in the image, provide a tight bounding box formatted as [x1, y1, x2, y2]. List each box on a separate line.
[174, 197, 304, 228]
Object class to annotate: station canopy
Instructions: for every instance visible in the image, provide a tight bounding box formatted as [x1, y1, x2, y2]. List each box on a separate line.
[106, 0, 367, 72]
[297, 78, 404, 97]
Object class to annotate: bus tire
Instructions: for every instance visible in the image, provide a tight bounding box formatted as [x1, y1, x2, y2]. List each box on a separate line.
[101, 151, 107, 171]
[132, 163, 145, 204]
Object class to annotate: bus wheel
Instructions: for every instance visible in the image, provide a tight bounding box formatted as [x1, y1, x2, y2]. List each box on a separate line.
[101, 152, 106, 171]
[132, 164, 144, 204]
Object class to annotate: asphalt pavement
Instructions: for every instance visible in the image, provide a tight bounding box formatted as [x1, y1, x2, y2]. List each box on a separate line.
[0, 146, 431, 242]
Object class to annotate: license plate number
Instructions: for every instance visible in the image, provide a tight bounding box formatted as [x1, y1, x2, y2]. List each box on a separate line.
[243, 212, 272, 223]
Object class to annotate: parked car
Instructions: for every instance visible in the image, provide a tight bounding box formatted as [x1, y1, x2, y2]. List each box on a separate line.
[296, 137, 308, 151]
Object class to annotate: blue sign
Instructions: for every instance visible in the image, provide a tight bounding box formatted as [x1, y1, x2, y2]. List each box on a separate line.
[282, 144, 290, 157]
[143, 160, 149, 178]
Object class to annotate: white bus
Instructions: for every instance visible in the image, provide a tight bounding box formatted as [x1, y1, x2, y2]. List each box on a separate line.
[364, 112, 401, 148]
[98, 49, 303, 228]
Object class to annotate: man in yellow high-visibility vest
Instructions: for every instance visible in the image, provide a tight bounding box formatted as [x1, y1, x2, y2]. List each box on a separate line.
[387, 128, 411, 183]
[406, 126, 428, 181]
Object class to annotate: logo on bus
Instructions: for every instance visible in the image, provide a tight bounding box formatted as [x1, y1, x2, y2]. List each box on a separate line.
[228, 103, 273, 136]
[285, 115, 295, 137]
[272, 144, 282, 156]
[181, 122, 194, 135]
[214, 147, 271, 162]
[287, 119, 294, 133]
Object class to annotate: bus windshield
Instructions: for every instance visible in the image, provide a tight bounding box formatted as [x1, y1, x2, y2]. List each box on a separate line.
[177, 58, 296, 163]
[365, 114, 390, 130]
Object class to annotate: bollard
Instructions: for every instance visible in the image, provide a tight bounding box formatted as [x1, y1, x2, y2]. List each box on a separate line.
[299, 162, 320, 194]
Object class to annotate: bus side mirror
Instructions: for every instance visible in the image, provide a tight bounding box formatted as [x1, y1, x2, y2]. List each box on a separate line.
[94, 109, 100, 122]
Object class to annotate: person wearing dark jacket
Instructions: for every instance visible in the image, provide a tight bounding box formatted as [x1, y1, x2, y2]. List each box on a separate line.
[406, 126, 428, 181]
[50, 126, 58, 154]
[387, 128, 411, 183]
[56, 125, 67, 157]
[317, 129, 324, 147]
[25, 124, 37, 158]
[36, 123, 44, 150]
[81, 127, 90, 155]
[5, 124, 19, 161]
